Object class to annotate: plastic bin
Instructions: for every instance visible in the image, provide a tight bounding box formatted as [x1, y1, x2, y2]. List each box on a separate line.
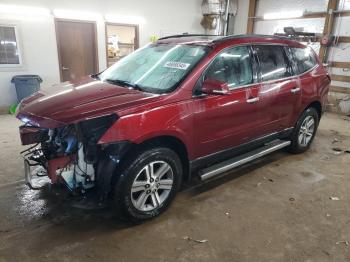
[11, 75, 42, 102]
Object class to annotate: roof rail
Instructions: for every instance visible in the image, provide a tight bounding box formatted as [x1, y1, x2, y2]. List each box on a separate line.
[213, 34, 291, 43]
[158, 34, 219, 40]
[156, 34, 296, 44]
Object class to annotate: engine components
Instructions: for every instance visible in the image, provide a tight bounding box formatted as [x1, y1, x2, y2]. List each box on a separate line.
[58, 144, 95, 191]
[20, 114, 118, 193]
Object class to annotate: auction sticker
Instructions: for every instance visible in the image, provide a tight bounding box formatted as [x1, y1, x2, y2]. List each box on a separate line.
[164, 61, 190, 70]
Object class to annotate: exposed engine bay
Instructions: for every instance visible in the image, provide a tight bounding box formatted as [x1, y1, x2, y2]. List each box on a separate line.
[21, 114, 123, 195]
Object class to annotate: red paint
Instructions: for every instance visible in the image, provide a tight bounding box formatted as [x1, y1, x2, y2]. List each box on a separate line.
[47, 155, 73, 184]
[19, 126, 43, 145]
[17, 35, 330, 161]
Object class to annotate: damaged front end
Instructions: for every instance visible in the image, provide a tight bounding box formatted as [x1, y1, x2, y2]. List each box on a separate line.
[20, 114, 128, 197]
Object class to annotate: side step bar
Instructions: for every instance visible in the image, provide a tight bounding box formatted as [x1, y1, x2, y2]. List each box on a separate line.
[199, 140, 291, 181]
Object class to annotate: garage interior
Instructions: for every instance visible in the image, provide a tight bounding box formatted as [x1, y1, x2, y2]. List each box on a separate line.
[1, 0, 350, 261]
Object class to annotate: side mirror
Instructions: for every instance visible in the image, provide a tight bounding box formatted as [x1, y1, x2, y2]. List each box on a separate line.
[201, 78, 230, 95]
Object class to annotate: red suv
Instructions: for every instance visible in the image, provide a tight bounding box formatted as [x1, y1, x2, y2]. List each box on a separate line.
[17, 34, 330, 221]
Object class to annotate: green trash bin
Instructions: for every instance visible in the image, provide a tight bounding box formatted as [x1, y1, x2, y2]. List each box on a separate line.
[9, 104, 18, 115]
[11, 75, 42, 103]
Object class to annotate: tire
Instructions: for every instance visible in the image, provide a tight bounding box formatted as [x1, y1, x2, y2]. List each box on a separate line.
[288, 107, 319, 154]
[114, 147, 182, 222]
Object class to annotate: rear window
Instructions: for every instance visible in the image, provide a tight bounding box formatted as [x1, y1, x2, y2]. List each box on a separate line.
[291, 47, 317, 74]
[253, 45, 292, 82]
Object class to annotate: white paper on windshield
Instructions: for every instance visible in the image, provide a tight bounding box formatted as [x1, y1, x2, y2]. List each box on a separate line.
[164, 61, 190, 70]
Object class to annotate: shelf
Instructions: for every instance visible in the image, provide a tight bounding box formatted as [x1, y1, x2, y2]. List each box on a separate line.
[118, 42, 135, 46]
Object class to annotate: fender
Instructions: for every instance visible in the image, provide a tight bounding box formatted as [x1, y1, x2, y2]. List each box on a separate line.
[98, 101, 195, 159]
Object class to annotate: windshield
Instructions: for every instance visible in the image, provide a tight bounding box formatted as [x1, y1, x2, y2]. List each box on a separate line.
[99, 44, 209, 93]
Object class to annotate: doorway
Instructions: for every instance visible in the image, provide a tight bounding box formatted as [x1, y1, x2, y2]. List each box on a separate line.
[105, 23, 139, 67]
[55, 19, 98, 82]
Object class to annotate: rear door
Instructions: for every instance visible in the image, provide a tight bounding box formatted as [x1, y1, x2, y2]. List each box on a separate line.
[193, 45, 261, 158]
[252, 45, 301, 135]
[289, 46, 320, 125]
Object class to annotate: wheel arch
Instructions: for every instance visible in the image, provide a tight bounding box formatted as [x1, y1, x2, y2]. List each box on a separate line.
[136, 135, 191, 182]
[291, 100, 322, 134]
[306, 100, 322, 120]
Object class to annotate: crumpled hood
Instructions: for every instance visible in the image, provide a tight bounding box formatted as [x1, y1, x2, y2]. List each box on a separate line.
[16, 76, 159, 128]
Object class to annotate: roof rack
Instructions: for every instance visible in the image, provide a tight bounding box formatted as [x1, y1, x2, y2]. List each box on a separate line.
[274, 27, 319, 42]
[158, 34, 219, 40]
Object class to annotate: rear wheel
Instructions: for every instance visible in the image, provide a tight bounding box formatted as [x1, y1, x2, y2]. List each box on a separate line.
[114, 147, 182, 222]
[288, 107, 319, 153]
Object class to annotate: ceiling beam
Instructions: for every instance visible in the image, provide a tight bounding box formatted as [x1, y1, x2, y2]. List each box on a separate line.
[328, 61, 350, 68]
[337, 10, 350, 16]
[331, 74, 350, 82]
[338, 36, 350, 43]
[330, 85, 350, 94]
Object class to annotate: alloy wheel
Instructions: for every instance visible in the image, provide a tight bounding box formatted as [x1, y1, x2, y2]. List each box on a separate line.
[131, 161, 174, 212]
[298, 115, 315, 147]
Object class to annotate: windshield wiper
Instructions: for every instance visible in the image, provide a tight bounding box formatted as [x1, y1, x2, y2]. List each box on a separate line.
[105, 79, 143, 91]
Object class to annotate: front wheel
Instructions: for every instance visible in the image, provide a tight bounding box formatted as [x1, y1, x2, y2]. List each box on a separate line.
[114, 147, 182, 222]
[288, 107, 319, 154]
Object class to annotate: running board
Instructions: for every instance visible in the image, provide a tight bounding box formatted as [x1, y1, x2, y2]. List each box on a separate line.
[199, 140, 291, 181]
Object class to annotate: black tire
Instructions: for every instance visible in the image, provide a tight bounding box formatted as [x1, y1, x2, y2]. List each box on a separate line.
[288, 107, 319, 154]
[114, 147, 182, 222]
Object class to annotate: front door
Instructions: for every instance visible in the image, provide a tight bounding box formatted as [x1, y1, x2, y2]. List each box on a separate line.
[55, 19, 98, 82]
[193, 45, 261, 158]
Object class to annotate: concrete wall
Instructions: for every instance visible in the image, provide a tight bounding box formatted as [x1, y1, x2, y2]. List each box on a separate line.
[0, 0, 204, 109]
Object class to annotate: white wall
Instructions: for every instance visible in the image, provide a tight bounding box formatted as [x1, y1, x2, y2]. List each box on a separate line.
[255, 0, 329, 16]
[0, 0, 204, 107]
[233, 0, 249, 35]
[0, 15, 60, 108]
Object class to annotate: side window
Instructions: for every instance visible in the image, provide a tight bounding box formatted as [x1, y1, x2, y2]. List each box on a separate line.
[0, 25, 21, 66]
[253, 45, 292, 82]
[291, 47, 317, 74]
[205, 46, 253, 89]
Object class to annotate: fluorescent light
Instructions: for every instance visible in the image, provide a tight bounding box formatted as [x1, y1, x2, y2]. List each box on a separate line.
[0, 4, 50, 16]
[53, 9, 103, 21]
[263, 10, 303, 20]
[105, 14, 146, 25]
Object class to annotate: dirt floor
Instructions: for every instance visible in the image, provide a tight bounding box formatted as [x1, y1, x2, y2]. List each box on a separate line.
[0, 112, 350, 262]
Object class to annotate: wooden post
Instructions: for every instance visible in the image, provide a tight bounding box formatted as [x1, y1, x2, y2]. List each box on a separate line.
[246, 0, 257, 34]
[319, 0, 339, 62]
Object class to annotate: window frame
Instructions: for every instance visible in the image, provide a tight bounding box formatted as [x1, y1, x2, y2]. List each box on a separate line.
[0, 24, 23, 68]
[284, 46, 299, 76]
[194, 44, 258, 95]
[252, 44, 294, 83]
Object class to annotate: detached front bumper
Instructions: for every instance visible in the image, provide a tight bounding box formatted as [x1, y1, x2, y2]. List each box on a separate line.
[19, 125, 48, 145]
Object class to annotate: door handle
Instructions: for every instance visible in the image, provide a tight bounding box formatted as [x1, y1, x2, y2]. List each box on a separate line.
[246, 97, 259, 104]
[62, 66, 69, 70]
[291, 87, 301, 94]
